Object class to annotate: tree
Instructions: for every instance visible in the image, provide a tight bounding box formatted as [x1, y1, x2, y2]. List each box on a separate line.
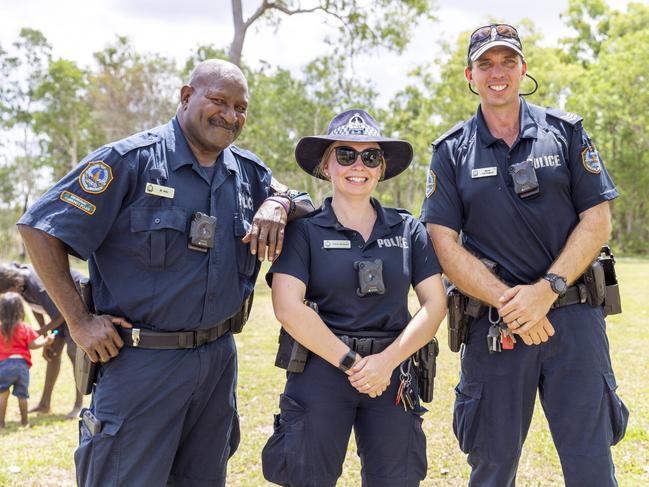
[228, 0, 437, 66]
[88, 36, 180, 142]
[566, 2, 649, 252]
[0, 28, 51, 210]
[32, 59, 101, 180]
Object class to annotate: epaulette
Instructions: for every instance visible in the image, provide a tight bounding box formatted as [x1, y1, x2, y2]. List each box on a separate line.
[230, 145, 269, 170]
[546, 107, 583, 126]
[112, 131, 161, 156]
[304, 207, 323, 219]
[395, 207, 413, 217]
[432, 121, 466, 149]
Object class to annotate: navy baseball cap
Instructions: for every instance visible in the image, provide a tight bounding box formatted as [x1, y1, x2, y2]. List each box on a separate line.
[295, 109, 413, 181]
[468, 24, 524, 64]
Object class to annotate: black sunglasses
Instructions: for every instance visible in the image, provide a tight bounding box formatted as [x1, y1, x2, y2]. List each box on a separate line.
[334, 146, 384, 168]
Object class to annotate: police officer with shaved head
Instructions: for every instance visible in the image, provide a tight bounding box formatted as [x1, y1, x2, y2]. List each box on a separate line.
[17, 59, 313, 486]
[421, 24, 628, 486]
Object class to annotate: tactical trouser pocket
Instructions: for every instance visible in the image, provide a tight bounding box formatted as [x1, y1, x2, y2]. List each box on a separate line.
[262, 394, 310, 486]
[453, 380, 484, 454]
[603, 372, 629, 445]
[75, 412, 124, 487]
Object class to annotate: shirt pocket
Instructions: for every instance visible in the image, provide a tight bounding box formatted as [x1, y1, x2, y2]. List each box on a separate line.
[130, 206, 187, 271]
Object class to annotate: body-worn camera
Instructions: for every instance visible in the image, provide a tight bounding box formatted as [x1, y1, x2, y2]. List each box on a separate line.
[354, 259, 385, 296]
[509, 159, 539, 199]
[189, 212, 217, 252]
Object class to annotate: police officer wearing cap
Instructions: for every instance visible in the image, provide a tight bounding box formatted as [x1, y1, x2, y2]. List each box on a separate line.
[17, 59, 313, 486]
[262, 109, 447, 486]
[421, 24, 629, 486]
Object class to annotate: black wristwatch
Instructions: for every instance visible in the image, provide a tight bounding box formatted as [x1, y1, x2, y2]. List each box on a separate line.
[543, 273, 568, 297]
[338, 349, 358, 372]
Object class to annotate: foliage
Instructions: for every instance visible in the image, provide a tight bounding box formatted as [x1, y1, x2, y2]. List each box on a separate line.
[32, 59, 100, 180]
[229, 0, 437, 66]
[88, 36, 180, 142]
[0, 0, 648, 254]
[566, 3, 649, 252]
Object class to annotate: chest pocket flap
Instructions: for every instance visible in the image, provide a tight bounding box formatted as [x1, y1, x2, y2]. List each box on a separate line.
[130, 206, 187, 270]
[131, 206, 187, 233]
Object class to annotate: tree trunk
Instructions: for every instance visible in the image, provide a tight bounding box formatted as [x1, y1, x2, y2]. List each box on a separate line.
[229, 0, 246, 66]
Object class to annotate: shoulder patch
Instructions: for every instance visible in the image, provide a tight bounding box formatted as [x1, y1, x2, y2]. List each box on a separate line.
[425, 169, 437, 198]
[111, 131, 160, 156]
[432, 121, 466, 149]
[79, 161, 113, 194]
[581, 141, 602, 174]
[230, 145, 269, 170]
[60, 191, 96, 215]
[546, 107, 583, 126]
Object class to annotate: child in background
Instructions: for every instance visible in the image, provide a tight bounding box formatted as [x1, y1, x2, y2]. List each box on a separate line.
[0, 292, 52, 427]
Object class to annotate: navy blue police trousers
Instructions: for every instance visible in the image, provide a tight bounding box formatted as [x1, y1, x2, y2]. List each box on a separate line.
[262, 354, 428, 487]
[75, 334, 239, 487]
[454, 304, 629, 487]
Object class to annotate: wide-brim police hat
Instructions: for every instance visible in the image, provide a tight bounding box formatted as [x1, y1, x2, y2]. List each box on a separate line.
[295, 109, 413, 181]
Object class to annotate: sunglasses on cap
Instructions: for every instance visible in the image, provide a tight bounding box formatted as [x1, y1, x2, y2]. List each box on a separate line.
[470, 24, 520, 45]
[333, 146, 384, 168]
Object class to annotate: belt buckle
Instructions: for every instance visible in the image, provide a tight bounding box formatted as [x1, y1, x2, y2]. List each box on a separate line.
[132, 328, 141, 347]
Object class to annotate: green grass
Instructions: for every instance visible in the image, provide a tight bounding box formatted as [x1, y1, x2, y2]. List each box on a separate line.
[1, 258, 648, 486]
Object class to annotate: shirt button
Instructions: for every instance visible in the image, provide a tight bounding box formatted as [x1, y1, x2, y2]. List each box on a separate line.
[154, 218, 161, 224]
[208, 293, 215, 301]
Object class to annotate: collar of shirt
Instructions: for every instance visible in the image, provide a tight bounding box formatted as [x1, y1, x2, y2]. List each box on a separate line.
[310, 196, 404, 236]
[476, 96, 539, 148]
[165, 117, 240, 177]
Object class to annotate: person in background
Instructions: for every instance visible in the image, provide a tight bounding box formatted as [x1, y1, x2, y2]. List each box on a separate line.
[0, 262, 84, 418]
[0, 292, 53, 428]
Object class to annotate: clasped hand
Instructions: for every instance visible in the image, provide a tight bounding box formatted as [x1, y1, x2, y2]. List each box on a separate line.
[498, 282, 556, 345]
[346, 353, 393, 398]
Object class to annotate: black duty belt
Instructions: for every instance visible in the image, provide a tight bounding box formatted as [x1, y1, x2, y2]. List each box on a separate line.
[552, 284, 588, 309]
[117, 321, 231, 350]
[329, 327, 399, 356]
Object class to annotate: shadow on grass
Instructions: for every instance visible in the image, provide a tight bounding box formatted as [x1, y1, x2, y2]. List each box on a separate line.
[0, 413, 73, 434]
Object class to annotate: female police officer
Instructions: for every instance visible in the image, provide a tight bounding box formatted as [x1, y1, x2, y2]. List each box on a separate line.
[261, 109, 447, 487]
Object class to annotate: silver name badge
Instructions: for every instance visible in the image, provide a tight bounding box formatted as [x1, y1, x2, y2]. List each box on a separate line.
[145, 183, 175, 199]
[323, 240, 351, 249]
[471, 167, 498, 178]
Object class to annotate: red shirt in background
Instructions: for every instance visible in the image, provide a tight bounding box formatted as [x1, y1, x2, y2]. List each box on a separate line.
[0, 322, 39, 367]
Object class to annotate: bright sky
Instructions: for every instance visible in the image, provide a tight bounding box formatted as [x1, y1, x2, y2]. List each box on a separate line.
[2, 0, 632, 106]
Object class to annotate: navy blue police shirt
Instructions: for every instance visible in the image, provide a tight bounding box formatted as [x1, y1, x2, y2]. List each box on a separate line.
[420, 97, 618, 285]
[267, 197, 441, 333]
[19, 117, 304, 331]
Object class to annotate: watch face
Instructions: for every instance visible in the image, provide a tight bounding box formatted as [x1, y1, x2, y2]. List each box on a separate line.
[554, 278, 567, 293]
